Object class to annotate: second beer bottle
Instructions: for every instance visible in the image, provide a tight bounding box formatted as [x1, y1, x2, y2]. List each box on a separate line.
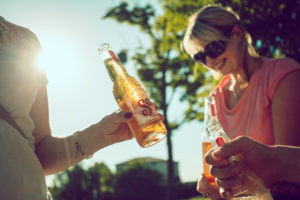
[98, 43, 167, 148]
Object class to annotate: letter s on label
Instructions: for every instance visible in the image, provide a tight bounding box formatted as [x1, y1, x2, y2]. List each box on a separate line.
[138, 98, 152, 116]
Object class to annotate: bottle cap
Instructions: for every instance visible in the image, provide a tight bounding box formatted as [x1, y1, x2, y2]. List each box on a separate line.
[98, 43, 110, 54]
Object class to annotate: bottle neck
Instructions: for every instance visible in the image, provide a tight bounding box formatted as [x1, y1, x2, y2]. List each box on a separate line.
[104, 56, 129, 82]
[204, 97, 219, 126]
[210, 115, 219, 125]
[99, 45, 129, 82]
[210, 101, 219, 124]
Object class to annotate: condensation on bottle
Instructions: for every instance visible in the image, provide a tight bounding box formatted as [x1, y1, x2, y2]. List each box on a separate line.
[201, 97, 216, 185]
[206, 96, 273, 200]
[98, 43, 167, 148]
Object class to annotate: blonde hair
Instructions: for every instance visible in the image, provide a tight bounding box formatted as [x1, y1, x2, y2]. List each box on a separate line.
[183, 5, 258, 57]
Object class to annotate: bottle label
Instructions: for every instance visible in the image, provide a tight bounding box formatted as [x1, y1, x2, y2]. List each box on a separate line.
[210, 104, 216, 117]
[216, 137, 225, 147]
[137, 98, 153, 116]
[109, 50, 120, 63]
[123, 97, 161, 126]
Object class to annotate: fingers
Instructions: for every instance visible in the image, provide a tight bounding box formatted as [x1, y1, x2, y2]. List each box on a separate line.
[210, 164, 241, 180]
[112, 110, 133, 123]
[219, 187, 233, 199]
[197, 174, 224, 200]
[205, 149, 230, 166]
[216, 176, 243, 190]
[212, 136, 251, 160]
[197, 174, 218, 194]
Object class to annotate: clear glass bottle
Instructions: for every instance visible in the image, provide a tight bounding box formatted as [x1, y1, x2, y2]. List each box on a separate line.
[98, 43, 167, 148]
[207, 96, 273, 200]
[201, 97, 216, 185]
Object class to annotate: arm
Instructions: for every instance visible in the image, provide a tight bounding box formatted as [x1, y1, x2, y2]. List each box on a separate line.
[272, 145, 300, 184]
[31, 85, 133, 175]
[272, 70, 300, 145]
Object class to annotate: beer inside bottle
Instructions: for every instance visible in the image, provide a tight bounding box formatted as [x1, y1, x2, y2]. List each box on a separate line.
[99, 43, 167, 147]
[208, 97, 273, 199]
[201, 97, 216, 185]
[202, 142, 216, 185]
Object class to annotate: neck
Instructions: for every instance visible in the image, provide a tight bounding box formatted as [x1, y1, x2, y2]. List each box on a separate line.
[229, 56, 262, 99]
[232, 56, 262, 82]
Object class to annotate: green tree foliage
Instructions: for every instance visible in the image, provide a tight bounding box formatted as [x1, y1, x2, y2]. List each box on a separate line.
[218, 0, 300, 62]
[49, 163, 114, 200]
[87, 163, 115, 200]
[114, 163, 165, 200]
[103, 1, 215, 199]
[57, 165, 89, 200]
[103, 0, 299, 199]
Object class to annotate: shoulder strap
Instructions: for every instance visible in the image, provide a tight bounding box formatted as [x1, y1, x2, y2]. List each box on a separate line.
[0, 104, 26, 138]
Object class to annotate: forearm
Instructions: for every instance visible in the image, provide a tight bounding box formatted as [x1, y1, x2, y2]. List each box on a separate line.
[272, 145, 300, 184]
[35, 123, 110, 175]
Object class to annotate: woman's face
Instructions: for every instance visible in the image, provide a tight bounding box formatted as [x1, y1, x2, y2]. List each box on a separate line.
[191, 26, 244, 76]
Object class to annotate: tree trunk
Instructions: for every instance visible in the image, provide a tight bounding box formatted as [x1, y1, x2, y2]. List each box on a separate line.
[166, 131, 175, 200]
[161, 68, 175, 200]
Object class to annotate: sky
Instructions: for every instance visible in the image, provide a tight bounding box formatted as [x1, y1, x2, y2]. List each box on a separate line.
[0, 0, 204, 184]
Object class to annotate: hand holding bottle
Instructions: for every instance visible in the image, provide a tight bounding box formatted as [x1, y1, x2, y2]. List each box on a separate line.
[197, 172, 224, 200]
[205, 136, 279, 198]
[198, 96, 273, 200]
[98, 43, 167, 147]
[96, 110, 134, 146]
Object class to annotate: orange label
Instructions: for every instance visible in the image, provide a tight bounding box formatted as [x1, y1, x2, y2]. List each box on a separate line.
[137, 98, 153, 116]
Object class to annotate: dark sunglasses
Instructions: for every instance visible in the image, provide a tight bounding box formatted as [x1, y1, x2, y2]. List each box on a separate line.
[193, 40, 226, 64]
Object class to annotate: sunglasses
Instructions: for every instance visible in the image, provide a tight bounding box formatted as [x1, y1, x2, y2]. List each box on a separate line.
[193, 40, 226, 64]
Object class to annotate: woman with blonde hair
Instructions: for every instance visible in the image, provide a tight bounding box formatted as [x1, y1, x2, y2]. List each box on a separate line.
[182, 5, 300, 200]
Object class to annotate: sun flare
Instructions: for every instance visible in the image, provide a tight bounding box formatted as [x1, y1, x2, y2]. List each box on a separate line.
[37, 36, 78, 81]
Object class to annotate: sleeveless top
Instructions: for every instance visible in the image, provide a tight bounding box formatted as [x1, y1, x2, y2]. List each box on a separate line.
[213, 58, 300, 145]
[213, 57, 300, 197]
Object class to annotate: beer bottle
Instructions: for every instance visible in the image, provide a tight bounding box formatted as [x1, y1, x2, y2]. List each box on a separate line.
[207, 96, 273, 200]
[201, 97, 216, 185]
[98, 43, 167, 148]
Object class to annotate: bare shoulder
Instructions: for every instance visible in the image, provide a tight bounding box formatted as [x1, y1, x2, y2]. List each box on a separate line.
[272, 70, 300, 145]
[276, 70, 300, 95]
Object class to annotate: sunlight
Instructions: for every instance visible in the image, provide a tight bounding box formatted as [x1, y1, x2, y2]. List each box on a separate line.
[37, 36, 79, 83]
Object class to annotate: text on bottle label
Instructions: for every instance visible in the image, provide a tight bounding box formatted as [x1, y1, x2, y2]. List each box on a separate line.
[137, 98, 153, 116]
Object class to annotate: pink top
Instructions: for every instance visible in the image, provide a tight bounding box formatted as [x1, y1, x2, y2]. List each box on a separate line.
[212, 58, 300, 145]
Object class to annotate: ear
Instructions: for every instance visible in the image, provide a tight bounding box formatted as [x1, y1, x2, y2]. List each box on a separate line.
[231, 25, 244, 45]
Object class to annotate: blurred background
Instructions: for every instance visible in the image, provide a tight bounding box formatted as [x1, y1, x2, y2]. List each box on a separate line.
[1, 0, 299, 199]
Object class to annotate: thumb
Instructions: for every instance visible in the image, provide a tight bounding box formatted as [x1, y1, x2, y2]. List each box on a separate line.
[212, 136, 248, 160]
[112, 110, 133, 123]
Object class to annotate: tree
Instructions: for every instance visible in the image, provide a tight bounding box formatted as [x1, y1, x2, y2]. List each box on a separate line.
[49, 163, 115, 200]
[103, 1, 299, 199]
[103, 1, 215, 199]
[87, 163, 115, 200]
[114, 161, 165, 200]
[218, 0, 300, 63]
[57, 165, 89, 200]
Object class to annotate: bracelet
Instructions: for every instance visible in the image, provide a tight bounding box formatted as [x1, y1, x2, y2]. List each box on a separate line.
[72, 131, 93, 160]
